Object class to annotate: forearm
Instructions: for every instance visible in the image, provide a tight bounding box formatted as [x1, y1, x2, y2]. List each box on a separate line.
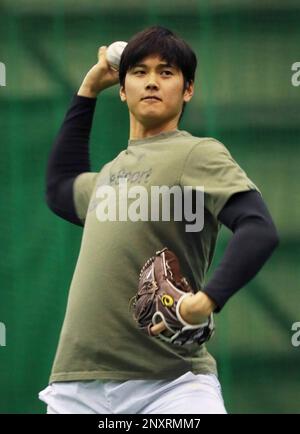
[45, 46, 119, 224]
[180, 191, 279, 322]
[77, 85, 99, 98]
[202, 191, 279, 312]
[46, 94, 97, 186]
[47, 44, 116, 189]
[45, 93, 97, 224]
[202, 218, 279, 311]
[179, 220, 278, 324]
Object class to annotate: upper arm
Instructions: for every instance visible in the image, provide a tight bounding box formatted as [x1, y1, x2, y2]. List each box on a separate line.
[45, 172, 98, 226]
[180, 139, 260, 218]
[73, 172, 99, 224]
[217, 189, 278, 239]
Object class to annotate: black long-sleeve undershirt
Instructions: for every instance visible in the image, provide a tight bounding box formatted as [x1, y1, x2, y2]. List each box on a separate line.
[203, 190, 279, 311]
[45, 93, 97, 226]
[45, 93, 279, 311]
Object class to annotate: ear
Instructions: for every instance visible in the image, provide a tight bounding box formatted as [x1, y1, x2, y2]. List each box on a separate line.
[119, 85, 127, 102]
[183, 80, 194, 103]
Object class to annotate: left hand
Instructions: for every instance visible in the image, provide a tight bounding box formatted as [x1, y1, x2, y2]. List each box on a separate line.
[150, 292, 216, 336]
[150, 322, 167, 335]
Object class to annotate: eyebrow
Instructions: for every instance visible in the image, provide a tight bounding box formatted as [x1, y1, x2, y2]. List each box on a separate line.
[132, 62, 176, 69]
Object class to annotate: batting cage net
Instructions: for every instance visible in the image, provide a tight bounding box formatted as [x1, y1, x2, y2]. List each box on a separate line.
[0, 0, 299, 413]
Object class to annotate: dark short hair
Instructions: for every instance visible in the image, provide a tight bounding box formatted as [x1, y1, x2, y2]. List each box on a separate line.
[119, 25, 197, 123]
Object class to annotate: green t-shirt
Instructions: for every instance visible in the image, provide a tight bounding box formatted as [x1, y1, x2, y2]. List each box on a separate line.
[49, 129, 258, 383]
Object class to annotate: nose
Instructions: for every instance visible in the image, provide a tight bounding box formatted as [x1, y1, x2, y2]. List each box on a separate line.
[145, 73, 159, 90]
[145, 82, 159, 91]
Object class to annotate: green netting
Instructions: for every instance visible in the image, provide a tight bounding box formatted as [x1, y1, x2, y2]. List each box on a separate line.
[0, 0, 299, 414]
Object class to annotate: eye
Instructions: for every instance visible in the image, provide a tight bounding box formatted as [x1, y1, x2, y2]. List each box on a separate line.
[133, 70, 173, 75]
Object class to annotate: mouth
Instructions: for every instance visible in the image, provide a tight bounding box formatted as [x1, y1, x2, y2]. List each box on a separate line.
[141, 96, 162, 101]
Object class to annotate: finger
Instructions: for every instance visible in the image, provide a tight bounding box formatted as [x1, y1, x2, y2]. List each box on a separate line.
[150, 321, 166, 335]
[97, 46, 107, 61]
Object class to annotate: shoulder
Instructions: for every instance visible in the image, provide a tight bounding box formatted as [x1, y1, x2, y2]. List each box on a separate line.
[179, 132, 231, 160]
[179, 131, 226, 148]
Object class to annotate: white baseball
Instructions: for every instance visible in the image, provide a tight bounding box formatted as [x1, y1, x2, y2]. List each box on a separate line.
[106, 41, 127, 70]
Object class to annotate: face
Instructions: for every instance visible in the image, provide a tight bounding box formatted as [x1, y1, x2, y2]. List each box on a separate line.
[119, 54, 194, 127]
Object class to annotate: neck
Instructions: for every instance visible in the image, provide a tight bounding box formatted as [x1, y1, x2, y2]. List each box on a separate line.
[129, 115, 179, 140]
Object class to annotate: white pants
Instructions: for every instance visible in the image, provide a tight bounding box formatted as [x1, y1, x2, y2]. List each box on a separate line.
[39, 371, 227, 414]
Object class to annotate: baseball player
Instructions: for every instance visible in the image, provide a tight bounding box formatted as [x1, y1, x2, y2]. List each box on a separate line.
[39, 26, 279, 414]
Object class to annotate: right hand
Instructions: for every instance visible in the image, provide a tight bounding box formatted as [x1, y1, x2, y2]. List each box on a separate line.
[78, 46, 120, 98]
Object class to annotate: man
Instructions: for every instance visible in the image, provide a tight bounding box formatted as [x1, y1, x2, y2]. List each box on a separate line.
[39, 26, 279, 414]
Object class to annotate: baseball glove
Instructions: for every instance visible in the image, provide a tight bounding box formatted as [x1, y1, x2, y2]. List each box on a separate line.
[129, 247, 214, 346]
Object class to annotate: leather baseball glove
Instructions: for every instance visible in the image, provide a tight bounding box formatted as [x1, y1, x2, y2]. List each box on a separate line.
[129, 247, 214, 346]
